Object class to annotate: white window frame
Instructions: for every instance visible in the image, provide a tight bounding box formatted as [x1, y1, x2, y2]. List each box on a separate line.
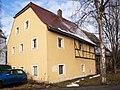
[19, 43, 24, 53]
[57, 36, 64, 48]
[31, 37, 38, 50]
[12, 66, 16, 69]
[19, 66, 24, 70]
[32, 65, 38, 77]
[81, 64, 85, 73]
[15, 26, 20, 35]
[12, 46, 15, 55]
[24, 19, 30, 30]
[58, 64, 65, 75]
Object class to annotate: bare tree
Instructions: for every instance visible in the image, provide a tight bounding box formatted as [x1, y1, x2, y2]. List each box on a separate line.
[72, 0, 109, 83]
[0, 0, 2, 29]
[103, 0, 120, 73]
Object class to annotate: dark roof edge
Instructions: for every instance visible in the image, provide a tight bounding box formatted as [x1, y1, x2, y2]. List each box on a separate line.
[48, 26, 95, 46]
[14, 2, 32, 18]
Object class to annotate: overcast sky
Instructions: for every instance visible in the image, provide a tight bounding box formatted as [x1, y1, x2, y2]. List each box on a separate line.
[1, 0, 96, 39]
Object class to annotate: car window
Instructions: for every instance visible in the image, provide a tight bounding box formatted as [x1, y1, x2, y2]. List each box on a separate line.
[8, 70, 17, 75]
[17, 70, 24, 74]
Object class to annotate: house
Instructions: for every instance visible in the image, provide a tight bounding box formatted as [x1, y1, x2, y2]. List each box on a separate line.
[82, 30, 112, 73]
[7, 2, 96, 83]
[0, 29, 7, 64]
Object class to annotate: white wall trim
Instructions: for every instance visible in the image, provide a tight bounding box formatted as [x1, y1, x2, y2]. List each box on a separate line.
[49, 73, 96, 83]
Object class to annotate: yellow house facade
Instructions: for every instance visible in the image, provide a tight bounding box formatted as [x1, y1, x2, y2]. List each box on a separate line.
[7, 2, 96, 83]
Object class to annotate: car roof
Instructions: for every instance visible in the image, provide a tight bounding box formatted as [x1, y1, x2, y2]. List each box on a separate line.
[5, 69, 23, 71]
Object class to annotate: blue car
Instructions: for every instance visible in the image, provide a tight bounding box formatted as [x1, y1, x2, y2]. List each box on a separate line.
[0, 69, 27, 87]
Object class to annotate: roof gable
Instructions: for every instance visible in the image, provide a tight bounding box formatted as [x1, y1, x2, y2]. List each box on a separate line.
[14, 2, 95, 45]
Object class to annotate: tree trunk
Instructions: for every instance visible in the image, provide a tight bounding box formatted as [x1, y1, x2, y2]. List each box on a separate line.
[98, 15, 106, 83]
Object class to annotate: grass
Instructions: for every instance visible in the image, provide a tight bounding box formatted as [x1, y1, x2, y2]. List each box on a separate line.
[2, 73, 120, 89]
[49, 73, 120, 88]
[77, 73, 120, 86]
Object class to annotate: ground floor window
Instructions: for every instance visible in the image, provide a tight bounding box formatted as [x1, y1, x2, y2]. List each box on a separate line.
[32, 65, 38, 76]
[81, 64, 85, 72]
[19, 66, 24, 70]
[58, 64, 65, 75]
[12, 66, 16, 69]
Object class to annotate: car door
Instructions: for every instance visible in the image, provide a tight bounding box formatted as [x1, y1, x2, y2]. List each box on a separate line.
[4, 70, 18, 84]
[16, 69, 25, 83]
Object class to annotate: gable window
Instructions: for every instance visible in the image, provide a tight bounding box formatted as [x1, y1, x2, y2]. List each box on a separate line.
[58, 64, 65, 75]
[32, 37, 38, 49]
[32, 65, 38, 76]
[81, 64, 85, 72]
[57, 37, 64, 48]
[24, 20, 29, 29]
[19, 43, 24, 53]
[12, 47, 15, 55]
[16, 27, 20, 35]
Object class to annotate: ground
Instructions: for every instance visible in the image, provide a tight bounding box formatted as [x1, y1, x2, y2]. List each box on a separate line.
[1, 73, 120, 90]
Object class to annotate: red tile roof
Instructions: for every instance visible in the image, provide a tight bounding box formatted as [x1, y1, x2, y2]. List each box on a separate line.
[14, 2, 95, 45]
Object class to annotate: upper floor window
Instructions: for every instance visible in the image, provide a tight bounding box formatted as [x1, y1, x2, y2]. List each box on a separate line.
[31, 37, 38, 49]
[16, 27, 20, 35]
[57, 37, 64, 48]
[19, 43, 24, 53]
[12, 47, 15, 55]
[24, 20, 29, 29]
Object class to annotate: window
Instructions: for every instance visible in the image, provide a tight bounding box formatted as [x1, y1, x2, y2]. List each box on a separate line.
[32, 37, 38, 49]
[19, 66, 24, 70]
[16, 27, 20, 35]
[9, 70, 17, 75]
[24, 20, 29, 29]
[33, 66, 38, 76]
[58, 37, 64, 48]
[58, 64, 64, 75]
[19, 43, 24, 53]
[12, 66, 15, 69]
[81, 64, 85, 72]
[17, 70, 24, 74]
[12, 47, 15, 55]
